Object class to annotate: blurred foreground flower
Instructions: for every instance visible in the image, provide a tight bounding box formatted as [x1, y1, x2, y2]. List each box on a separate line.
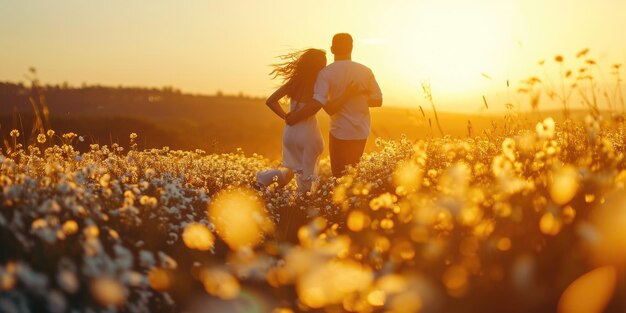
[91, 277, 126, 307]
[182, 223, 215, 251]
[208, 188, 273, 250]
[558, 266, 616, 313]
[536, 117, 556, 139]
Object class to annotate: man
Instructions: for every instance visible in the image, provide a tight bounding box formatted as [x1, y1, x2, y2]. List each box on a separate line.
[286, 33, 383, 176]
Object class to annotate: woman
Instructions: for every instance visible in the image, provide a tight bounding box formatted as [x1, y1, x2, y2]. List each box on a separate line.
[256, 48, 360, 193]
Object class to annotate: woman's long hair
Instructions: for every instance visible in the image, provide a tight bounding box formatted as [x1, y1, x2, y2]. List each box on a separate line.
[270, 49, 327, 101]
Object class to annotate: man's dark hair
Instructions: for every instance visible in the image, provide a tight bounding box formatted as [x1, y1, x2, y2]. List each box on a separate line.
[331, 33, 353, 55]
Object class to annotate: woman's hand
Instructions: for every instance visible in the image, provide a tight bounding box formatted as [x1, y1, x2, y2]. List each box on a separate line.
[265, 85, 290, 120]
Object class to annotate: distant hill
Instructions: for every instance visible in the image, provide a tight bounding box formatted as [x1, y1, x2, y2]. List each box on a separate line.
[0, 81, 597, 159]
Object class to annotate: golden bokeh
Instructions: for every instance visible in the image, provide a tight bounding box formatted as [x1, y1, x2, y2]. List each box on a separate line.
[199, 268, 241, 300]
[91, 277, 126, 307]
[497, 237, 512, 251]
[589, 193, 626, 265]
[558, 266, 616, 313]
[297, 259, 373, 309]
[62, 220, 79, 236]
[208, 188, 273, 250]
[347, 210, 370, 232]
[550, 165, 580, 205]
[148, 268, 171, 291]
[366, 289, 386, 306]
[443, 265, 469, 297]
[539, 212, 562, 236]
[393, 160, 423, 194]
[182, 223, 215, 251]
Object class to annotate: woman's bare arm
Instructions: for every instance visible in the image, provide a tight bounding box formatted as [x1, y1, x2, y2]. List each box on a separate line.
[265, 85, 290, 119]
[284, 99, 323, 125]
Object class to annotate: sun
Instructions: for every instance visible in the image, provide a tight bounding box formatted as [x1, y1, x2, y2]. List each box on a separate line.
[379, 0, 519, 98]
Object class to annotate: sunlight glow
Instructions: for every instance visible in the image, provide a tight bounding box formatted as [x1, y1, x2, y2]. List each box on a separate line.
[379, 0, 519, 98]
[1, 0, 625, 111]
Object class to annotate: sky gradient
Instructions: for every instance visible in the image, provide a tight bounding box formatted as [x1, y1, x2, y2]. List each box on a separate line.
[1, 0, 625, 111]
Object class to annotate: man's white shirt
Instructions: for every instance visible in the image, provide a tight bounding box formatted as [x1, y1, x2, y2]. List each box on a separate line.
[313, 60, 382, 140]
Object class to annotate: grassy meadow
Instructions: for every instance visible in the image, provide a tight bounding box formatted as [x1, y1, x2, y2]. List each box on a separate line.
[0, 80, 598, 160]
[0, 55, 625, 313]
[1, 81, 507, 160]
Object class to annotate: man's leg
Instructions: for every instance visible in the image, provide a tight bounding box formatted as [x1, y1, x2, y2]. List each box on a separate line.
[329, 134, 343, 177]
[329, 134, 367, 177]
[343, 138, 367, 169]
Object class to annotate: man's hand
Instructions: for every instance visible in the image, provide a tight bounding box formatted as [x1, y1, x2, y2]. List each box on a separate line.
[285, 112, 297, 126]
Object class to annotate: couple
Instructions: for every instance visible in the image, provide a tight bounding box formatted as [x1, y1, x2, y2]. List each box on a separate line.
[256, 33, 383, 192]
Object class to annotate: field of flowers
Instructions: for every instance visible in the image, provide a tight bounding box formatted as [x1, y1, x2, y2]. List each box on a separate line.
[0, 112, 625, 313]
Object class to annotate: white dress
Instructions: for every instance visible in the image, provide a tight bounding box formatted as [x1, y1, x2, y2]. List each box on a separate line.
[281, 99, 324, 191]
[256, 99, 324, 192]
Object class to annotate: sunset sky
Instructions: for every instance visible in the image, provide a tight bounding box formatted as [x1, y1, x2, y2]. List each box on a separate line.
[1, 0, 625, 111]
